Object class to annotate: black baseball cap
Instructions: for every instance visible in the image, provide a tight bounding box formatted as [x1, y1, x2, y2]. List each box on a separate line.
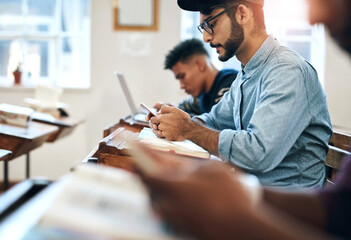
[177, 0, 264, 11]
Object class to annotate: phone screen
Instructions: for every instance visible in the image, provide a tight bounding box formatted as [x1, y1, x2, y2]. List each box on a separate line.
[140, 103, 156, 116]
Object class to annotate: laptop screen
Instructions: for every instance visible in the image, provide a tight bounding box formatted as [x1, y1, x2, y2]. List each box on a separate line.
[115, 72, 138, 115]
[115, 71, 148, 123]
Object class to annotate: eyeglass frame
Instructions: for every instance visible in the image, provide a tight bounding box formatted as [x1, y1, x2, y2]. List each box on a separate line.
[197, 9, 228, 35]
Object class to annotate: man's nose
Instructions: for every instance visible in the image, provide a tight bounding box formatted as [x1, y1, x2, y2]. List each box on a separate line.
[180, 81, 186, 89]
[202, 31, 213, 43]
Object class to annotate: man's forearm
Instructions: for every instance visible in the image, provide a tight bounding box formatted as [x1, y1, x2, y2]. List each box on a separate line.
[182, 118, 220, 155]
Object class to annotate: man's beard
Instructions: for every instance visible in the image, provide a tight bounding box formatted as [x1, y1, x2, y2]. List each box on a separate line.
[211, 20, 244, 62]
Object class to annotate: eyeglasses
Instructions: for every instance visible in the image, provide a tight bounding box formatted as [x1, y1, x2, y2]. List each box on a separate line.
[197, 9, 228, 35]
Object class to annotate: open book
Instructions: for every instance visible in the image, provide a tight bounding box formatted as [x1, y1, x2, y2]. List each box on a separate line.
[24, 164, 179, 240]
[137, 128, 210, 159]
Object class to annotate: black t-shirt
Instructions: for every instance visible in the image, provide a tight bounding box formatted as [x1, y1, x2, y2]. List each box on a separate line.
[178, 69, 238, 116]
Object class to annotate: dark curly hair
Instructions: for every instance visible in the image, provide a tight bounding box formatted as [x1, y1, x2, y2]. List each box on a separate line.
[164, 38, 209, 70]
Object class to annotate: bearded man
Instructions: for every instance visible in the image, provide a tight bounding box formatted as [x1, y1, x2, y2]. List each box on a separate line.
[147, 0, 332, 188]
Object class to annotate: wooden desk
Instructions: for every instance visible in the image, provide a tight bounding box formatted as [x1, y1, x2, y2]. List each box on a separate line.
[81, 117, 148, 169]
[83, 115, 153, 170]
[103, 116, 148, 138]
[0, 122, 58, 188]
[31, 113, 84, 142]
[325, 125, 351, 184]
[330, 125, 351, 151]
[0, 149, 11, 161]
[85, 117, 212, 171]
[0, 150, 12, 190]
[84, 122, 142, 171]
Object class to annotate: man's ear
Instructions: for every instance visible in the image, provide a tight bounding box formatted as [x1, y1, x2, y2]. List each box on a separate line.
[235, 4, 250, 25]
[195, 57, 207, 72]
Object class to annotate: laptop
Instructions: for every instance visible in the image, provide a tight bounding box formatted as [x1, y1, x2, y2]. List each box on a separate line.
[115, 71, 149, 123]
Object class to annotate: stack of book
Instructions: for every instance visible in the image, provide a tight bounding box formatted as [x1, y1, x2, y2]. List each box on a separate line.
[0, 103, 34, 127]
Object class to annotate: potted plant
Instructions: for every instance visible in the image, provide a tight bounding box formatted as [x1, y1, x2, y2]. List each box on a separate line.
[13, 62, 22, 85]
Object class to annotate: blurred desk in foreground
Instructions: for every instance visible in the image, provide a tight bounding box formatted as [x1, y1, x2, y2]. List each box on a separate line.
[0, 165, 177, 240]
[0, 122, 58, 189]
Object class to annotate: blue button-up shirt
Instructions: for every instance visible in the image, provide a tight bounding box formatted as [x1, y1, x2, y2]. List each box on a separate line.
[197, 36, 332, 188]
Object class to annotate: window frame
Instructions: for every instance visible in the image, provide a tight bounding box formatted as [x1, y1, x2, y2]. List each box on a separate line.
[0, 0, 91, 89]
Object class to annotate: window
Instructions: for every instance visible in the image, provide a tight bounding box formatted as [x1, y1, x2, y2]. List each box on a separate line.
[264, 0, 325, 84]
[0, 0, 91, 88]
[181, 0, 325, 84]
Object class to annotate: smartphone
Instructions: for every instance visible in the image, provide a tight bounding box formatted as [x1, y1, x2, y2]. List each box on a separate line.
[140, 102, 156, 117]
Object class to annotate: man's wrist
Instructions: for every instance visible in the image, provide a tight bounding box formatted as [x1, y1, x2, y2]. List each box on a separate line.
[182, 118, 201, 139]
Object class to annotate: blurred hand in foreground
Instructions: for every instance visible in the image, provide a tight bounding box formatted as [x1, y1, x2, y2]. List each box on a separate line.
[134, 143, 260, 240]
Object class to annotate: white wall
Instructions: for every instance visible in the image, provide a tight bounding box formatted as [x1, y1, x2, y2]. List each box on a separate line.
[0, 0, 185, 181]
[0, 0, 350, 182]
[324, 33, 351, 128]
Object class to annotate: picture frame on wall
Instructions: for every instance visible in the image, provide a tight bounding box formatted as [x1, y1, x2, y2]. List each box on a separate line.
[113, 0, 159, 31]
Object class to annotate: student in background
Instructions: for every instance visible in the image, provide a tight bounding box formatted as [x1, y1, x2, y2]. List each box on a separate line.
[156, 38, 237, 116]
[137, 0, 351, 239]
[148, 0, 332, 188]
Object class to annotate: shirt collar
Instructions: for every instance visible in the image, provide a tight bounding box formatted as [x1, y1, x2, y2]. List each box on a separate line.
[241, 35, 278, 79]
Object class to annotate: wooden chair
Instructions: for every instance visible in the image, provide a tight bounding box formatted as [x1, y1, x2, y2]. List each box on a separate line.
[325, 146, 350, 185]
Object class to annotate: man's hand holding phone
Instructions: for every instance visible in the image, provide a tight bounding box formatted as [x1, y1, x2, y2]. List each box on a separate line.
[141, 102, 158, 125]
[140, 102, 156, 117]
[140, 102, 164, 138]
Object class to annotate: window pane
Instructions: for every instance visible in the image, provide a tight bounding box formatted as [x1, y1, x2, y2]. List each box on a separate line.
[27, 0, 57, 33]
[286, 29, 311, 36]
[28, 0, 56, 16]
[0, 40, 11, 76]
[0, 0, 91, 88]
[58, 37, 90, 88]
[0, 0, 23, 32]
[285, 41, 311, 61]
[264, 0, 308, 20]
[0, 39, 52, 85]
[0, 39, 23, 85]
[26, 40, 50, 79]
[0, 0, 21, 15]
[62, 0, 90, 33]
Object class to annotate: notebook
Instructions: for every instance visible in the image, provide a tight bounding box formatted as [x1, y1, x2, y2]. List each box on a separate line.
[115, 71, 149, 123]
[137, 127, 210, 159]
